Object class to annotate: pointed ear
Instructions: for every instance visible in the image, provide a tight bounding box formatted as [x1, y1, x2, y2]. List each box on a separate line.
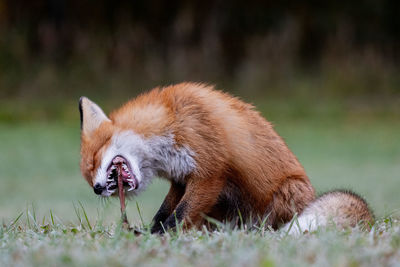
[79, 97, 110, 136]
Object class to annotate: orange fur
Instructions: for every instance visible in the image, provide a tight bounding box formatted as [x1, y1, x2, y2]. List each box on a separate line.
[80, 83, 315, 230]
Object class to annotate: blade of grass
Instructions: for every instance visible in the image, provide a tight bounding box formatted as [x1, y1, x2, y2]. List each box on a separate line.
[160, 222, 167, 234]
[26, 206, 31, 229]
[294, 215, 302, 233]
[27, 211, 39, 231]
[284, 213, 298, 236]
[31, 203, 37, 224]
[202, 214, 225, 231]
[237, 209, 244, 230]
[255, 213, 271, 235]
[50, 210, 55, 226]
[78, 201, 92, 231]
[6, 212, 23, 233]
[72, 202, 83, 229]
[174, 211, 181, 236]
[136, 201, 145, 227]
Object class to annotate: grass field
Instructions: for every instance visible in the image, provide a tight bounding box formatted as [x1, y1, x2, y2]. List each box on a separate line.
[1, 112, 400, 266]
[1, 216, 400, 266]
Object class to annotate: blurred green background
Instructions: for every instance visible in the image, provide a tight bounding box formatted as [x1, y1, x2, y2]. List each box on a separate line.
[0, 0, 399, 224]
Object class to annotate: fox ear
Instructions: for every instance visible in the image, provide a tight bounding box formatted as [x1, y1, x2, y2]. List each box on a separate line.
[79, 97, 110, 135]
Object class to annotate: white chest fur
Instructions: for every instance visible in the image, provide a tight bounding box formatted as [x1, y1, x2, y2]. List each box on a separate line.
[95, 131, 196, 196]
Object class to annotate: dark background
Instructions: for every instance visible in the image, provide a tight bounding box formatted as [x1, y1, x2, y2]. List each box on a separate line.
[0, 0, 399, 121]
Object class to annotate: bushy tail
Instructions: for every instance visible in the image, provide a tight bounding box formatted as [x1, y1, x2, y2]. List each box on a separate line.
[281, 189, 374, 235]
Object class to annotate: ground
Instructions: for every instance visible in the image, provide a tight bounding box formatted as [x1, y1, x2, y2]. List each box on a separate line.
[1, 218, 400, 266]
[1, 113, 399, 266]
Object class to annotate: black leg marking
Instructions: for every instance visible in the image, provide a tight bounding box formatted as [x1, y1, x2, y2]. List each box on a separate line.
[151, 201, 172, 234]
[162, 201, 188, 232]
[151, 182, 186, 234]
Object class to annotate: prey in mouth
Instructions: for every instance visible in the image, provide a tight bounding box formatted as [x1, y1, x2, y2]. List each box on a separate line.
[104, 155, 137, 195]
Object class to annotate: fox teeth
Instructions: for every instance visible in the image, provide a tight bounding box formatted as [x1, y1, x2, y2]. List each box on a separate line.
[128, 186, 134, 191]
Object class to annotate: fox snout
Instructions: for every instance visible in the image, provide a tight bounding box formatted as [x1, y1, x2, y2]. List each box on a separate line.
[93, 183, 106, 195]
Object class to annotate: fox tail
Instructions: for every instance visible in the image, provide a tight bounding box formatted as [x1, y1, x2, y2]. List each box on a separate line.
[281, 189, 374, 235]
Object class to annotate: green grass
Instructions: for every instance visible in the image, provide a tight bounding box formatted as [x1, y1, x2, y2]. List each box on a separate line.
[1, 114, 399, 266]
[1, 212, 400, 266]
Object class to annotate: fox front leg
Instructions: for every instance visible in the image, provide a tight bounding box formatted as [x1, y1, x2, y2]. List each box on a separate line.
[151, 182, 185, 234]
[158, 176, 225, 233]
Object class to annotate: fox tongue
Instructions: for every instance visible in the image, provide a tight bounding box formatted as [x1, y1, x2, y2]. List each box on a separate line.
[121, 169, 130, 179]
[120, 169, 136, 190]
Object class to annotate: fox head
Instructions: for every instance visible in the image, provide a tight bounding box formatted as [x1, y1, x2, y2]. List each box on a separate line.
[79, 97, 142, 197]
[79, 95, 196, 198]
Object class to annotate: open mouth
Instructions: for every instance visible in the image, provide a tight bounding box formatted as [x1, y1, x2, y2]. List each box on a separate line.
[106, 155, 137, 193]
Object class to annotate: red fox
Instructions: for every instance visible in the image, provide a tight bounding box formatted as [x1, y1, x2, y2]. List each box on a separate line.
[79, 83, 374, 234]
